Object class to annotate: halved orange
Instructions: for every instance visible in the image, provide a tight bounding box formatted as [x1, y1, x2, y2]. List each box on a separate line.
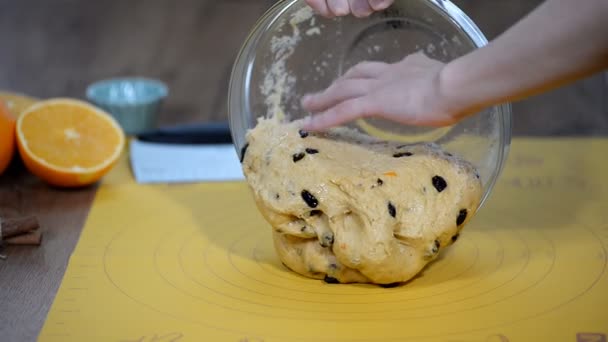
[0, 100, 16, 175]
[16, 98, 125, 187]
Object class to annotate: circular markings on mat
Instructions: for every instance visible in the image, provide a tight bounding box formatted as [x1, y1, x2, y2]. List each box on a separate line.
[103, 204, 607, 341]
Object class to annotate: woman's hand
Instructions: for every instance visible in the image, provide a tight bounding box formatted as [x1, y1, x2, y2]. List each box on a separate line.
[304, 0, 394, 18]
[301, 52, 472, 131]
[302, 0, 608, 132]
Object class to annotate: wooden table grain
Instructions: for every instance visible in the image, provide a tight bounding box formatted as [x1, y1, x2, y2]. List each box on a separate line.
[0, 160, 98, 342]
[0, 1, 606, 341]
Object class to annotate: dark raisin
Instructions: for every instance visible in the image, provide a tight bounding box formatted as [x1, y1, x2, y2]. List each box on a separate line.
[275, 193, 280, 200]
[310, 210, 322, 217]
[393, 152, 413, 158]
[379, 282, 401, 288]
[323, 275, 340, 284]
[300, 226, 307, 232]
[446, 152, 453, 157]
[299, 129, 309, 138]
[305, 148, 319, 154]
[377, 178, 384, 186]
[432, 175, 447, 192]
[320, 232, 334, 247]
[301, 190, 319, 208]
[432, 240, 440, 254]
[293, 152, 306, 162]
[239, 143, 249, 163]
[456, 209, 468, 226]
[329, 263, 338, 270]
[451, 234, 460, 242]
[276, 229, 283, 233]
[388, 202, 396, 218]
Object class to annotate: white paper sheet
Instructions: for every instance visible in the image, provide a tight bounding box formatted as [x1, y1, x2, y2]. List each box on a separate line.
[129, 139, 245, 183]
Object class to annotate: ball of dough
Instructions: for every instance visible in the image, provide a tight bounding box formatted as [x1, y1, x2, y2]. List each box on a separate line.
[241, 117, 483, 286]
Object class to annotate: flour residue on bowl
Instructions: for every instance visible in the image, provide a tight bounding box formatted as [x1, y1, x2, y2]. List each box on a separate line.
[261, 6, 322, 121]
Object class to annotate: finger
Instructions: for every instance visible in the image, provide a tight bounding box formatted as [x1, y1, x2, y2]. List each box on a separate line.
[305, 0, 333, 17]
[348, 0, 373, 17]
[302, 96, 378, 131]
[399, 50, 429, 64]
[327, 0, 350, 16]
[341, 61, 388, 80]
[368, 0, 393, 11]
[301, 79, 375, 112]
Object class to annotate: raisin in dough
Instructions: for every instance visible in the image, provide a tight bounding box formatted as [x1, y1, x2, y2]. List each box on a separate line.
[241, 117, 483, 285]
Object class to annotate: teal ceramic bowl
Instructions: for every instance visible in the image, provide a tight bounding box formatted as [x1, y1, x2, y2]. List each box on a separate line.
[86, 77, 168, 135]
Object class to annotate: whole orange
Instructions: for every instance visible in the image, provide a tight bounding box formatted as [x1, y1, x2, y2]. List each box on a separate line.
[0, 100, 16, 175]
[0, 91, 38, 117]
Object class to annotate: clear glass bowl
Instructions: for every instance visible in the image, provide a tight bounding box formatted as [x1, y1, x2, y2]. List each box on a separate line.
[228, 0, 512, 209]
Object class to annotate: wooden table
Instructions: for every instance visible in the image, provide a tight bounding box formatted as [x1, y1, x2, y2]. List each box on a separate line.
[0, 159, 98, 341]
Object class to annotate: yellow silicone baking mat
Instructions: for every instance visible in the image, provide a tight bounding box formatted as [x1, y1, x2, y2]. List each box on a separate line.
[39, 138, 608, 342]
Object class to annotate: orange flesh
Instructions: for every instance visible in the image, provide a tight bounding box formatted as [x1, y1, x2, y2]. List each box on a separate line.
[20, 103, 122, 169]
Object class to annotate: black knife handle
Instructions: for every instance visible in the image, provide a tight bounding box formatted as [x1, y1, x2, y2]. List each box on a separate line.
[136, 121, 233, 144]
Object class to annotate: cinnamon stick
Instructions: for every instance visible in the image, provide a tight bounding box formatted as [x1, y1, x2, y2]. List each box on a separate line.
[5, 231, 43, 246]
[1, 216, 39, 239]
